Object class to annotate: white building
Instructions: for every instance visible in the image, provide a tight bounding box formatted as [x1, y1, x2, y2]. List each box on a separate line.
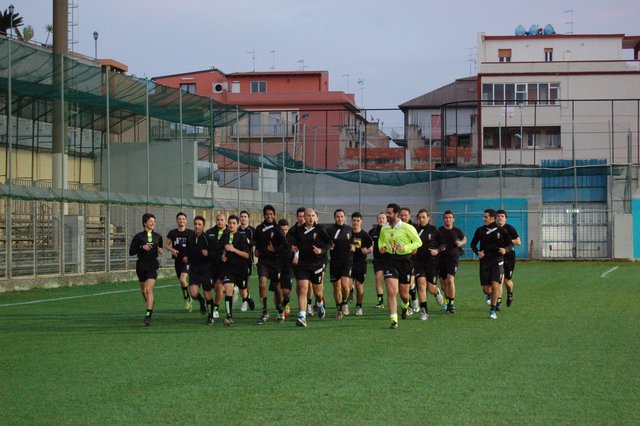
[477, 32, 640, 165]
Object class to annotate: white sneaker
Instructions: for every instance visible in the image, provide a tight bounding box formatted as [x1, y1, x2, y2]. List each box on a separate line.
[213, 310, 220, 319]
[420, 311, 429, 321]
[355, 307, 363, 316]
[489, 310, 497, 319]
[411, 299, 420, 312]
[342, 304, 350, 316]
[306, 304, 315, 317]
[435, 289, 444, 306]
[486, 294, 491, 305]
[406, 307, 415, 317]
[241, 301, 248, 312]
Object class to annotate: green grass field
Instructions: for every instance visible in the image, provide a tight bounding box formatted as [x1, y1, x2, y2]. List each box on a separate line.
[1, 261, 639, 425]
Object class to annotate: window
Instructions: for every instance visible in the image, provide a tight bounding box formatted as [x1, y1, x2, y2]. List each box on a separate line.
[544, 48, 553, 62]
[527, 84, 538, 105]
[482, 82, 560, 106]
[538, 83, 549, 105]
[505, 84, 515, 105]
[516, 84, 527, 105]
[231, 81, 240, 93]
[547, 132, 560, 147]
[549, 83, 560, 104]
[498, 49, 512, 62]
[179, 83, 196, 94]
[250, 81, 267, 93]
[527, 133, 541, 148]
[482, 84, 493, 105]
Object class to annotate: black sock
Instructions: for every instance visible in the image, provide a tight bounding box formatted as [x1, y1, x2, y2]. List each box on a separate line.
[307, 298, 312, 305]
[262, 297, 268, 314]
[491, 304, 496, 310]
[410, 286, 417, 300]
[206, 299, 213, 316]
[197, 294, 205, 306]
[145, 309, 153, 318]
[420, 301, 428, 313]
[225, 295, 233, 318]
[377, 294, 384, 304]
[282, 296, 290, 307]
[181, 287, 189, 300]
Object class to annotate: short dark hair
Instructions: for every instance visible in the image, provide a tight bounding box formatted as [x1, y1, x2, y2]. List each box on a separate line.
[387, 203, 400, 214]
[496, 209, 508, 217]
[443, 210, 454, 218]
[400, 207, 411, 214]
[240, 210, 250, 216]
[351, 211, 362, 219]
[418, 208, 430, 216]
[228, 214, 239, 223]
[334, 208, 345, 217]
[278, 218, 289, 227]
[296, 207, 306, 215]
[142, 213, 155, 226]
[194, 215, 206, 225]
[263, 204, 276, 215]
[176, 211, 187, 219]
[484, 208, 497, 218]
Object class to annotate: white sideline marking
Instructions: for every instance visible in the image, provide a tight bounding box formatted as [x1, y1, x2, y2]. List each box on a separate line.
[600, 266, 619, 278]
[0, 284, 173, 307]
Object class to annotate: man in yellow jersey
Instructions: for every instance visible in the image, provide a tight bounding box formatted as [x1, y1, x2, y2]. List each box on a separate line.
[379, 203, 423, 329]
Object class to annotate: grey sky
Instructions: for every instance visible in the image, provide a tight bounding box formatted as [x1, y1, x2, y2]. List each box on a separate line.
[10, 0, 640, 134]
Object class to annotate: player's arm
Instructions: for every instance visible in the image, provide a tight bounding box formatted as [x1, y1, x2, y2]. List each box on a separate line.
[470, 228, 481, 255]
[378, 227, 389, 253]
[403, 224, 423, 252]
[129, 233, 142, 256]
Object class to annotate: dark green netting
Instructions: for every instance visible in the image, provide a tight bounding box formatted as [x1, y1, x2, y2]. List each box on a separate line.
[0, 184, 215, 208]
[214, 147, 625, 186]
[0, 38, 244, 132]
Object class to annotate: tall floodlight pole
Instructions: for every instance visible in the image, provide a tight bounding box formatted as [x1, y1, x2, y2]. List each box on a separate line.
[7, 4, 14, 188]
[93, 30, 98, 59]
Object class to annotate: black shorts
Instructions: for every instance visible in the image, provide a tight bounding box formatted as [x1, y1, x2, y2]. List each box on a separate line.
[330, 260, 352, 282]
[295, 262, 325, 285]
[414, 261, 439, 285]
[279, 273, 293, 290]
[351, 263, 367, 284]
[480, 259, 504, 286]
[222, 269, 248, 289]
[136, 267, 158, 282]
[257, 258, 282, 283]
[174, 262, 189, 278]
[439, 256, 459, 279]
[372, 259, 384, 273]
[189, 269, 210, 287]
[382, 255, 412, 285]
[210, 263, 223, 284]
[504, 255, 516, 279]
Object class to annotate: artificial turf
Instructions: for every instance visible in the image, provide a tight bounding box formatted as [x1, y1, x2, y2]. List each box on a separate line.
[0, 261, 638, 425]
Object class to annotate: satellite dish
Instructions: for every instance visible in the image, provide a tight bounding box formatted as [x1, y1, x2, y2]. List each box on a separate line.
[515, 25, 526, 36]
[544, 24, 556, 35]
[529, 24, 539, 35]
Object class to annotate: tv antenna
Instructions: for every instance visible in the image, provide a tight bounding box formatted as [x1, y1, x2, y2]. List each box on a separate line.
[246, 49, 256, 72]
[563, 9, 574, 34]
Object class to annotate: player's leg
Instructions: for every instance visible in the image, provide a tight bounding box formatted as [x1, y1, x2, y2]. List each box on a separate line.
[223, 281, 235, 325]
[417, 276, 429, 320]
[385, 277, 399, 328]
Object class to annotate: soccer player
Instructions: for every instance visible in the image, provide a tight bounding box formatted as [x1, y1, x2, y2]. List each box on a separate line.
[399, 207, 419, 315]
[165, 212, 194, 311]
[129, 213, 163, 326]
[205, 213, 227, 319]
[290, 207, 332, 327]
[220, 215, 251, 326]
[254, 204, 289, 324]
[379, 203, 423, 329]
[496, 209, 521, 308]
[183, 216, 211, 322]
[327, 209, 355, 318]
[369, 212, 387, 308]
[438, 210, 467, 313]
[291, 207, 314, 317]
[470, 209, 514, 319]
[238, 210, 256, 312]
[414, 209, 446, 320]
[351, 211, 373, 316]
[278, 218, 294, 323]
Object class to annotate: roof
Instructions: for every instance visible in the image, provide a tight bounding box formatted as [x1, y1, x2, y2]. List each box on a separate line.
[152, 68, 327, 80]
[399, 77, 477, 109]
[482, 33, 627, 41]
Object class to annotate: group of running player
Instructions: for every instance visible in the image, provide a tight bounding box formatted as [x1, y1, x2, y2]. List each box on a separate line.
[130, 203, 520, 328]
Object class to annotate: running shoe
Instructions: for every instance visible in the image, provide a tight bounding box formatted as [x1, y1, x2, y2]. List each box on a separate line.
[447, 304, 456, 314]
[401, 306, 408, 320]
[306, 304, 315, 317]
[507, 293, 513, 307]
[206, 316, 214, 325]
[406, 306, 415, 317]
[277, 313, 285, 324]
[374, 302, 384, 309]
[257, 313, 269, 324]
[199, 302, 207, 315]
[411, 299, 420, 313]
[336, 310, 344, 319]
[342, 304, 350, 316]
[420, 311, 429, 321]
[317, 304, 326, 319]
[185, 298, 193, 312]
[296, 315, 307, 327]
[144, 316, 151, 326]
[435, 289, 444, 306]
[389, 321, 398, 329]
[496, 302, 502, 312]
[247, 298, 256, 311]
[241, 301, 249, 312]
[489, 309, 497, 320]
[213, 309, 220, 319]
[486, 294, 491, 305]
[223, 316, 234, 326]
[355, 307, 363, 316]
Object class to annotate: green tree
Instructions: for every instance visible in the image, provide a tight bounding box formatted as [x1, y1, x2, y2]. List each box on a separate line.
[0, 7, 24, 38]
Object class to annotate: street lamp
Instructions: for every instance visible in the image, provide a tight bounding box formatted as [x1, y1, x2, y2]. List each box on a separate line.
[93, 31, 99, 60]
[7, 4, 14, 186]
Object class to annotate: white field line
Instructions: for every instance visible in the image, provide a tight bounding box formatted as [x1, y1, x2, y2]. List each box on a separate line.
[0, 284, 173, 307]
[600, 266, 619, 278]
[0, 274, 261, 308]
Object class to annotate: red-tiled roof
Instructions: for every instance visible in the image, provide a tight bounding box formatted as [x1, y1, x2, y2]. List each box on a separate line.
[399, 77, 477, 109]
